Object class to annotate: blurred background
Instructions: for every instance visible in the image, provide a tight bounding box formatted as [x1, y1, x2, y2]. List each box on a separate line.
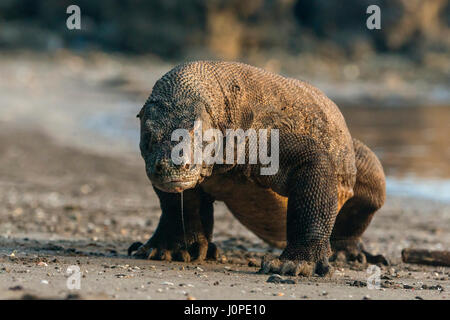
[0, 0, 449, 213]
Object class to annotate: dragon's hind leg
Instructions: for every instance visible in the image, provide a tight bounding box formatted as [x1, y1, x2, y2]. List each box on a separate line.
[330, 138, 388, 265]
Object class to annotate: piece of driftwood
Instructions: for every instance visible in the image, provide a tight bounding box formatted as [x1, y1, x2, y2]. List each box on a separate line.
[401, 248, 450, 267]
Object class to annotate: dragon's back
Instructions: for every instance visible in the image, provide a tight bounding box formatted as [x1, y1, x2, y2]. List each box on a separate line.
[150, 61, 356, 180]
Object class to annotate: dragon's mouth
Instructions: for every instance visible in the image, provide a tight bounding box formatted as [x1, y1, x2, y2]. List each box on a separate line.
[153, 178, 198, 193]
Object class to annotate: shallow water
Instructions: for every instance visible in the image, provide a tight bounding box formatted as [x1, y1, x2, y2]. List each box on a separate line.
[386, 177, 450, 203]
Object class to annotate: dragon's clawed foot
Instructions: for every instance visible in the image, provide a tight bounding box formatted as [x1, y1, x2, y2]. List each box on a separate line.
[330, 240, 389, 266]
[258, 255, 332, 277]
[128, 240, 218, 262]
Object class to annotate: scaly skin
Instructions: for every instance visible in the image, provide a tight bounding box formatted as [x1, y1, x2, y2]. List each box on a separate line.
[129, 61, 388, 276]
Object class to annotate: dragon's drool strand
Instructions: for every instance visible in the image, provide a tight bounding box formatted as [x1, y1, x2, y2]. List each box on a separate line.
[181, 191, 188, 250]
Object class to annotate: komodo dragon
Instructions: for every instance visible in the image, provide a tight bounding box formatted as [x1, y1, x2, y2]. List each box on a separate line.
[129, 61, 388, 276]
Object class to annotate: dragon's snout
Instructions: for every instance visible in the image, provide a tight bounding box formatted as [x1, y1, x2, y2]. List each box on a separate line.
[153, 159, 192, 175]
[145, 157, 201, 193]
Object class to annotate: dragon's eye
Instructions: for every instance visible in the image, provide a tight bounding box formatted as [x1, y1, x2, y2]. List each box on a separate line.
[139, 133, 154, 156]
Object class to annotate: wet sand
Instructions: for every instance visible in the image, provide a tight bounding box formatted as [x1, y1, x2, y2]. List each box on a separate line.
[0, 52, 449, 299]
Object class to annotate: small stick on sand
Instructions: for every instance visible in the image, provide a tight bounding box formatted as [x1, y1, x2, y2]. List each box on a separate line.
[402, 248, 450, 267]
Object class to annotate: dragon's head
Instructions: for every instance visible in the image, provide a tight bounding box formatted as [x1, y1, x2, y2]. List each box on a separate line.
[137, 96, 215, 193]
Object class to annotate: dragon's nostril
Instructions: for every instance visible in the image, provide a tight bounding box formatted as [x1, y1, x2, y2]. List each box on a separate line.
[184, 163, 190, 170]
